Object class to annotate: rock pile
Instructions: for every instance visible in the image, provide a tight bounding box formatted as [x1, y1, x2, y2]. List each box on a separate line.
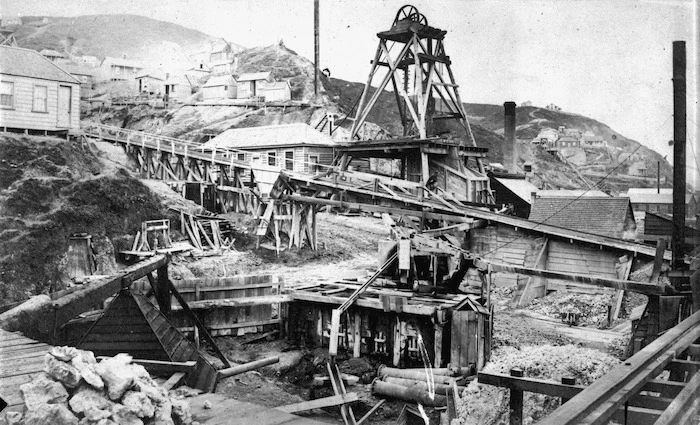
[13, 347, 192, 425]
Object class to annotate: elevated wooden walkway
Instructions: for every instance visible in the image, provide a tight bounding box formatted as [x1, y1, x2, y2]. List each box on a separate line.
[0, 329, 52, 411]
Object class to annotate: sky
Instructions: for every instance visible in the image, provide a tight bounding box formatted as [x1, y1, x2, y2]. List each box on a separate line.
[2, 0, 698, 187]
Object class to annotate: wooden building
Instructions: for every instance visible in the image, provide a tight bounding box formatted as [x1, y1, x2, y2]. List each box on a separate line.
[204, 123, 335, 174]
[209, 59, 236, 76]
[98, 56, 144, 87]
[60, 63, 94, 98]
[642, 211, 700, 243]
[263, 80, 291, 102]
[626, 188, 697, 218]
[489, 173, 539, 218]
[0, 45, 81, 132]
[39, 49, 66, 63]
[236, 71, 273, 99]
[202, 75, 236, 100]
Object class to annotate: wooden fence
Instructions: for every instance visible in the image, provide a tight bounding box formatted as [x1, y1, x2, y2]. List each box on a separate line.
[133, 274, 284, 337]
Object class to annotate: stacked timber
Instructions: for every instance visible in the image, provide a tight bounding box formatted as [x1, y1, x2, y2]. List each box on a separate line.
[7, 347, 193, 425]
[179, 211, 235, 255]
[371, 365, 472, 407]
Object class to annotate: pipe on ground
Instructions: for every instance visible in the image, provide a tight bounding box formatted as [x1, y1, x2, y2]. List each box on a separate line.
[383, 376, 468, 396]
[218, 356, 279, 379]
[372, 379, 447, 407]
[377, 365, 464, 384]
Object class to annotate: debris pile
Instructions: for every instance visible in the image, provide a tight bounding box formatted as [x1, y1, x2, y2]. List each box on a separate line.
[454, 345, 619, 425]
[14, 347, 192, 425]
[526, 291, 615, 326]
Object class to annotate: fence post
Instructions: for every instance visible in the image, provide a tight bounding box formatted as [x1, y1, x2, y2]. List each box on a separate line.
[509, 368, 524, 425]
[561, 377, 576, 404]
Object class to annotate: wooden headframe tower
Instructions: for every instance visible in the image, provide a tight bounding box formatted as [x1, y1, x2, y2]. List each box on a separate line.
[350, 6, 478, 148]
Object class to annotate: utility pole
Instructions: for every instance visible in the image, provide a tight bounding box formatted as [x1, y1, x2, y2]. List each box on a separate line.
[314, 0, 320, 97]
[672, 40, 686, 271]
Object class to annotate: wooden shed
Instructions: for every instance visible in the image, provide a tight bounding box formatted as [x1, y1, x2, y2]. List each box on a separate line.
[263, 80, 291, 102]
[236, 71, 273, 99]
[0, 45, 81, 132]
[450, 296, 492, 370]
[202, 75, 236, 101]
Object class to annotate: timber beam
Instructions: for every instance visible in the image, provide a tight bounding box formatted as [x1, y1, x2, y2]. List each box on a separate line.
[475, 259, 670, 295]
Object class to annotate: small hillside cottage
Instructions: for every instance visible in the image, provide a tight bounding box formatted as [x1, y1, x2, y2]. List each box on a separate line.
[236, 71, 273, 99]
[39, 49, 67, 63]
[202, 75, 236, 101]
[263, 80, 291, 102]
[98, 57, 144, 87]
[60, 63, 94, 98]
[0, 45, 81, 132]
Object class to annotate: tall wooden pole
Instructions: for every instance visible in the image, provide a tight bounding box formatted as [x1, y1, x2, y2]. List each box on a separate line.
[672, 41, 686, 271]
[314, 0, 320, 97]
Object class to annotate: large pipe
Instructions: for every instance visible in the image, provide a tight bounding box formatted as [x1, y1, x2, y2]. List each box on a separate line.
[672, 41, 686, 271]
[504, 101, 517, 173]
[371, 379, 447, 407]
[382, 376, 468, 396]
[377, 365, 464, 384]
[314, 0, 320, 97]
[218, 356, 279, 379]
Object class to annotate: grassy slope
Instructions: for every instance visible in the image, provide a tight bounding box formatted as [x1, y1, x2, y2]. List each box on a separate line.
[14, 15, 231, 63]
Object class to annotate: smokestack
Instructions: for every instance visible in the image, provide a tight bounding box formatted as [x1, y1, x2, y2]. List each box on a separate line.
[672, 41, 686, 271]
[314, 0, 320, 97]
[504, 101, 517, 173]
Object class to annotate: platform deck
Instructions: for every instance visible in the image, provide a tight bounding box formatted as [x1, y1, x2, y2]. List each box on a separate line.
[0, 329, 51, 411]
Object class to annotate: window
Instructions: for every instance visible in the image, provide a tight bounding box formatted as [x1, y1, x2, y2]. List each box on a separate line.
[267, 151, 277, 166]
[284, 151, 294, 170]
[0, 81, 14, 108]
[237, 153, 245, 161]
[309, 155, 319, 174]
[33, 85, 48, 112]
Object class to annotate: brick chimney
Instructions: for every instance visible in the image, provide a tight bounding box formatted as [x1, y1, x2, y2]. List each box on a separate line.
[503, 101, 517, 173]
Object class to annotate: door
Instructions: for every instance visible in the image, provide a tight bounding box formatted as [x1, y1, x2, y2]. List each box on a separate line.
[57, 85, 72, 128]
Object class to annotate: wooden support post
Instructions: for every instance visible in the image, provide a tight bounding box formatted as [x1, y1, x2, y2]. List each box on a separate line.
[353, 311, 361, 358]
[509, 368, 524, 425]
[156, 264, 171, 315]
[434, 323, 443, 368]
[561, 376, 576, 404]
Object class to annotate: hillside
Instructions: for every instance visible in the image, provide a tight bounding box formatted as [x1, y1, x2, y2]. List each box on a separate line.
[12, 14, 242, 68]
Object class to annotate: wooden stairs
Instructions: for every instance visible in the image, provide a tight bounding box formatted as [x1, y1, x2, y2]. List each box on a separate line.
[78, 289, 218, 391]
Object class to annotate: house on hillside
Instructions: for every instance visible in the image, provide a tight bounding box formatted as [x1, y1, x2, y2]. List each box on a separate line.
[135, 69, 167, 95]
[69, 54, 100, 68]
[209, 39, 236, 62]
[184, 63, 211, 86]
[263, 80, 291, 102]
[528, 196, 636, 239]
[626, 188, 696, 217]
[209, 58, 237, 76]
[236, 71, 274, 99]
[40, 49, 67, 63]
[204, 123, 335, 173]
[488, 173, 539, 218]
[135, 69, 189, 102]
[60, 63, 94, 98]
[531, 128, 559, 147]
[98, 57, 144, 87]
[202, 75, 236, 101]
[0, 45, 80, 132]
[582, 131, 607, 147]
[556, 135, 580, 148]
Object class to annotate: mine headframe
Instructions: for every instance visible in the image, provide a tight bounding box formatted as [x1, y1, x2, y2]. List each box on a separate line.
[349, 5, 478, 147]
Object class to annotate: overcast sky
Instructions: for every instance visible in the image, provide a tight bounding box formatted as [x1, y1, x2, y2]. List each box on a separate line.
[2, 0, 698, 187]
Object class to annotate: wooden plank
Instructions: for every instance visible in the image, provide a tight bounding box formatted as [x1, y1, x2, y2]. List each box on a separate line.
[276, 393, 358, 413]
[162, 372, 187, 390]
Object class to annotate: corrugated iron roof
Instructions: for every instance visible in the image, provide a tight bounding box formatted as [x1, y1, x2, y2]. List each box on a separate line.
[536, 189, 609, 198]
[528, 196, 634, 238]
[0, 46, 80, 84]
[625, 188, 693, 204]
[204, 123, 335, 149]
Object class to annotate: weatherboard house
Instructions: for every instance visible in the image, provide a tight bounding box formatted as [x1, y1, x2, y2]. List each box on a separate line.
[0, 45, 81, 132]
[98, 57, 144, 87]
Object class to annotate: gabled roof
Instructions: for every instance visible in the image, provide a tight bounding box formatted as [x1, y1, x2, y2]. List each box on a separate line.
[536, 189, 609, 198]
[557, 136, 579, 142]
[204, 123, 335, 150]
[59, 63, 95, 77]
[0, 45, 80, 84]
[101, 56, 145, 69]
[39, 49, 65, 58]
[237, 71, 272, 82]
[494, 177, 539, 203]
[203, 75, 235, 87]
[209, 59, 235, 67]
[135, 68, 166, 80]
[528, 196, 635, 238]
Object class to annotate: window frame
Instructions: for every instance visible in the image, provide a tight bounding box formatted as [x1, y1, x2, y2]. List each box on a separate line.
[309, 154, 320, 174]
[32, 84, 48, 113]
[284, 150, 294, 170]
[267, 151, 277, 167]
[0, 81, 14, 109]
